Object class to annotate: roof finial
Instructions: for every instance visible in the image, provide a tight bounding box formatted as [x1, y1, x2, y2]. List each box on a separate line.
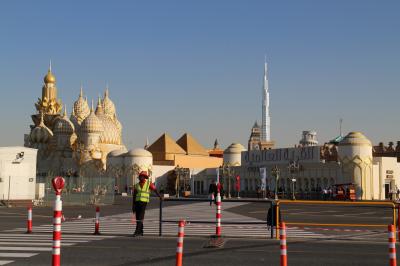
[80, 82, 83, 97]
[339, 118, 343, 137]
[214, 139, 219, 149]
[104, 83, 109, 98]
[98, 94, 102, 105]
[144, 137, 149, 149]
[49, 59, 52, 72]
[91, 99, 94, 112]
[63, 105, 67, 117]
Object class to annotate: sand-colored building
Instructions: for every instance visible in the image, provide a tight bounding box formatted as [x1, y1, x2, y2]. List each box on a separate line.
[147, 133, 222, 169]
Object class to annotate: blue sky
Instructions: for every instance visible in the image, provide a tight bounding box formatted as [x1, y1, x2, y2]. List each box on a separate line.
[0, 1, 399, 149]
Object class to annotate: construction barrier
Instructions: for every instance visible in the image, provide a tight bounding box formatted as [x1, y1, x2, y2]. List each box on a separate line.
[216, 192, 222, 237]
[388, 224, 397, 266]
[176, 219, 185, 266]
[280, 222, 287, 266]
[51, 177, 65, 266]
[94, 206, 100, 235]
[159, 198, 274, 238]
[26, 207, 32, 234]
[275, 200, 397, 240]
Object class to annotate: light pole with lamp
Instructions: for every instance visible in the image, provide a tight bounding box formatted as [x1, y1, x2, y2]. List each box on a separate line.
[271, 165, 280, 200]
[288, 160, 301, 200]
[222, 163, 234, 198]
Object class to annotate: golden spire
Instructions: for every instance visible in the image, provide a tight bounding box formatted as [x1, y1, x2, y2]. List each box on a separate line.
[63, 105, 67, 117]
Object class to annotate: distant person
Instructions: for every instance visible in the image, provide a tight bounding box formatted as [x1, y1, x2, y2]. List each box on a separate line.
[209, 180, 218, 206]
[267, 205, 282, 231]
[132, 171, 162, 237]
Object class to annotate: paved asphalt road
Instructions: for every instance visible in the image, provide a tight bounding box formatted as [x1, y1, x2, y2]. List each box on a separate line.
[0, 197, 398, 265]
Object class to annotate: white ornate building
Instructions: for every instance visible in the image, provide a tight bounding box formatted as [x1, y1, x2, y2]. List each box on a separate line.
[24, 66, 127, 177]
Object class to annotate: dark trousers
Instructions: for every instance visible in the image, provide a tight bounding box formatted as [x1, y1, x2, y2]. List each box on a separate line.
[134, 201, 147, 234]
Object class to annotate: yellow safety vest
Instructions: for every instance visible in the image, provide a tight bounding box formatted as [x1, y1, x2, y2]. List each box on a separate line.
[135, 181, 150, 203]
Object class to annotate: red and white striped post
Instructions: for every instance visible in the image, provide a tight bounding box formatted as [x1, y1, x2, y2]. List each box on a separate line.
[26, 207, 32, 234]
[94, 206, 100, 235]
[216, 192, 222, 237]
[176, 219, 185, 266]
[388, 224, 397, 266]
[280, 222, 287, 266]
[51, 177, 65, 266]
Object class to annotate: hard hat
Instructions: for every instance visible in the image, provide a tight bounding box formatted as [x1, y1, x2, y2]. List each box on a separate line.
[138, 171, 149, 178]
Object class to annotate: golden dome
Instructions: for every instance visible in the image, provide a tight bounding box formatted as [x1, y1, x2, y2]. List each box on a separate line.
[44, 70, 56, 84]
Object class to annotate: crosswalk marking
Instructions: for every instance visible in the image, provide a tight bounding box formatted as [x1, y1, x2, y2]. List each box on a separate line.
[0, 253, 37, 258]
[7, 202, 329, 239]
[0, 231, 115, 265]
[0, 247, 52, 251]
[0, 242, 74, 246]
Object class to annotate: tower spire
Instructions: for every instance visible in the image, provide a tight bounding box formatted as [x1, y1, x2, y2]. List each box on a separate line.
[49, 59, 52, 72]
[261, 56, 270, 142]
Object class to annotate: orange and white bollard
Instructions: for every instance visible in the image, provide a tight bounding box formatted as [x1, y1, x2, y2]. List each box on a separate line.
[26, 207, 32, 234]
[94, 206, 100, 235]
[176, 219, 185, 266]
[216, 192, 222, 237]
[280, 222, 287, 266]
[51, 176, 65, 266]
[388, 224, 397, 266]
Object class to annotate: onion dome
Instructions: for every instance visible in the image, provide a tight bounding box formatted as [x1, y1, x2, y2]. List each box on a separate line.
[93, 96, 120, 144]
[102, 88, 116, 118]
[44, 69, 56, 84]
[30, 114, 53, 143]
[81, 101, 104, 134]
[53, 106, 75, 135]
[73, 86, 90, 123]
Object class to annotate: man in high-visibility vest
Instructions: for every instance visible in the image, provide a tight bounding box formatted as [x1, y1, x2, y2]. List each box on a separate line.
[132, 171, 162, 237]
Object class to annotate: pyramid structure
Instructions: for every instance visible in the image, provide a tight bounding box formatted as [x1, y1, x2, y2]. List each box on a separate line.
[147, 133, 186, 161]
[176, 133, 209, 156]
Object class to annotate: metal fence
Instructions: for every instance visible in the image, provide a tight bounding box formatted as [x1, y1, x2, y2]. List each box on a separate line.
[36, 176, 115, 206]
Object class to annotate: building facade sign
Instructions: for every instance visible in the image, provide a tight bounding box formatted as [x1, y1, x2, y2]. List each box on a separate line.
[242, 146, 320, 166]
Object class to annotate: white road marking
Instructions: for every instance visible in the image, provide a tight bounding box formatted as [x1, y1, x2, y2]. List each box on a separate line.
[0, 252, 38, 257]
[0, 260, 13, 265]
[0, 242, 73, 246]
[0, 247, 51, 251]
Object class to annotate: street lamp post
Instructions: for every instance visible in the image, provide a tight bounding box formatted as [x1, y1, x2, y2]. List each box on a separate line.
[271, 165, 280, 200]
[288, 160, 301, 200]
[222, 164, 233, 198]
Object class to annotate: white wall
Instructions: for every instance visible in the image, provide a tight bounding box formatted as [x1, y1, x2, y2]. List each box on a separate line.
[0, 147, 37, 201]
